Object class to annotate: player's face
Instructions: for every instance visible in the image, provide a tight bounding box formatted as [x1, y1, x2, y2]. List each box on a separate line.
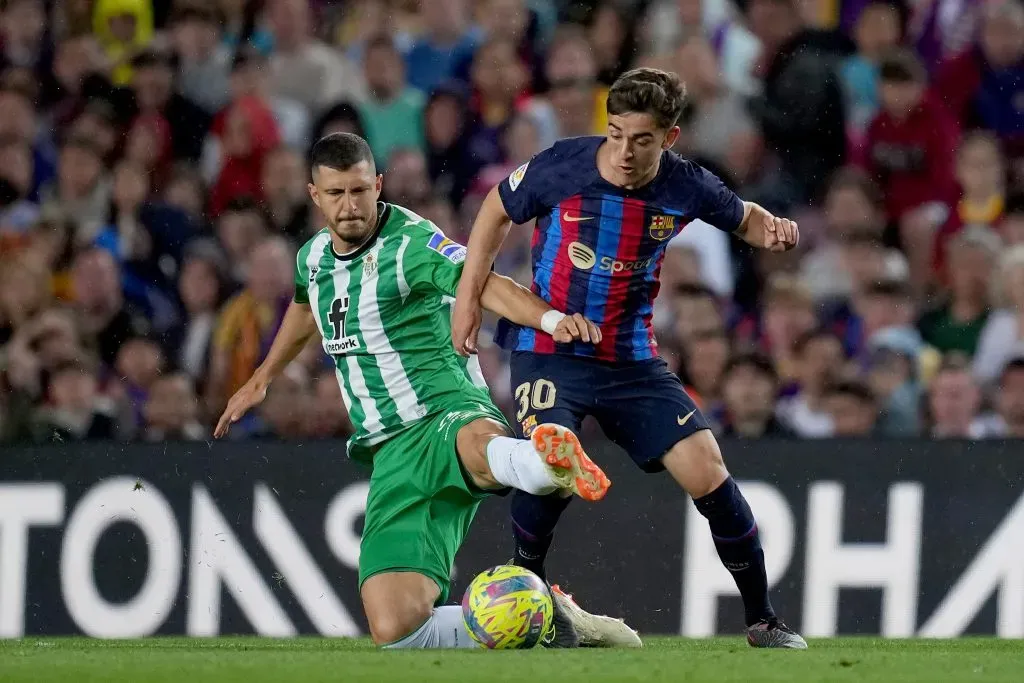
[606, 113, 679, 187]
[309, 161, 384, 246]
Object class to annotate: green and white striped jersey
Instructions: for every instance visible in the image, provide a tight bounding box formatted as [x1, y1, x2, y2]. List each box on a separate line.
[294, 202, 494, 459]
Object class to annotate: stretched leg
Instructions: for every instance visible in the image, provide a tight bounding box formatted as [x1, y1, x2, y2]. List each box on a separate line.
[593, 358, 804, 648]
[456, 416, 609, 501]
[662, 430, 806, 648]
[362, 571, 477, 648]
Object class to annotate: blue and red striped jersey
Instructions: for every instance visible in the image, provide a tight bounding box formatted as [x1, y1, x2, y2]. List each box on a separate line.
[493, 136, 744, 362]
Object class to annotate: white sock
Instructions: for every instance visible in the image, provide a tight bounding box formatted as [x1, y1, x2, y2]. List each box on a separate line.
[485, 436, 560, 495]
[383, 606, 478, 649]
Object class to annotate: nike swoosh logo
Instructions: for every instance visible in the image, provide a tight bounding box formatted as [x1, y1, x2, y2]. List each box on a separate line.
[562, 212, 594, 222]
[677, 410, 696, 426]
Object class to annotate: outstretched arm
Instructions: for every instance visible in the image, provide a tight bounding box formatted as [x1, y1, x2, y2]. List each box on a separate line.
[214, 301, 319, 437]
[452, 186, 515, 354]
[480, 272, 602, 344]
[733, 201, 800, 252]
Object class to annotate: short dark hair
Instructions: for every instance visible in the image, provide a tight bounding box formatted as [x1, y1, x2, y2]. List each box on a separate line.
[673, 282, 717, 301]
[1000, 357, 1024, 385]
[309, 133, 376, 175]
[724, 350, 778, 384]
[606, 68, 686, 129]
[825, 379, 876, 405]
[865, 278, 913, 300]
[1005, 192, 1024, 217]
[826, 166, 884, 211]
[879, 48, 925, 84]
[793, 327, 843, 356]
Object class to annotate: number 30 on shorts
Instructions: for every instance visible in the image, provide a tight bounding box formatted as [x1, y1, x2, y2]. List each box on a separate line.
[514, 379, 557, 422]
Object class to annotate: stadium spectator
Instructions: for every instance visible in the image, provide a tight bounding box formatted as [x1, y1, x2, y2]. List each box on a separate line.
[254, 364, 311, 439]
[382, 147, 432, 208]
[169, 4, 233, 116]
[641, 0, 761, 97]
[30, 355, 118, 441]
[919, 226, 999, 355]
[207, 235, 293, 417]
[822, 378, 879, 436]
[39, 135, 110, 247]
[933, 132, 1008, 283]
[129, 48, 212, 164]
[678, 328, 730, 412]
[718, 350, 793, 437]
[993, 356, 1024, 436]
[674, 33, 758, 176]
[933, 0, 1024, 151]
[745, 0, 849, 205]
[926, 353, 991, 438]
[166, 239, 226, 385]
[840, 0, 902, 137]
[526, 24, 606, 148]
[865, 327, 924, 437]
[404, 0, 478, 94]
[92, 0, 155, 86]
[776, 329, 846, 437]
[466, 35, 530, 169]
[260, 145, 311, 241]
[267, 0, 366, 113]
[972, 246, 1024, 386]
[359, 34, 425, 170]
[142, 372, 206, 441]
[424, 83, 474, 208]
[70, 247, 151, 366]
[801, 168, 908, 304]
[113, 335, 165, 431]
[865, 49, 959, 227]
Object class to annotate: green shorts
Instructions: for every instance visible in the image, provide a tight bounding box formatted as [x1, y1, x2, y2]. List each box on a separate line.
[358, 401, 509, 604]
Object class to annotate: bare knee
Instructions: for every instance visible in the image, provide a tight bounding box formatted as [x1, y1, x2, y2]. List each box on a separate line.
[661, 429, 728, 498]
[456, 417, 510, 489]
[362, 572, 439, 646]
[367, 600, 433, 645]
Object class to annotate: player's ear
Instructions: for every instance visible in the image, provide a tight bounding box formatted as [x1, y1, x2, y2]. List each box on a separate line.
[307, 183, 320, 209]
[663, 126, 681, 150]
[375, 174, 384, 196]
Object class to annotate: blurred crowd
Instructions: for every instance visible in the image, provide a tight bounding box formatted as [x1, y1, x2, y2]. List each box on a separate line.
[2, 0, 1024, 445]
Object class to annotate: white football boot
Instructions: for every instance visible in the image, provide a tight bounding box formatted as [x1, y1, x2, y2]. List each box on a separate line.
[549, 584, 642, 648]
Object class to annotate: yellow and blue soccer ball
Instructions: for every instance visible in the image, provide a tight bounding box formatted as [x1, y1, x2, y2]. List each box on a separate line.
[461, 565, 553, 649]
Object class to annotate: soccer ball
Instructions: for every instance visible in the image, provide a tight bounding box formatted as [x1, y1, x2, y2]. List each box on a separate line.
[461, 565, 554, 649]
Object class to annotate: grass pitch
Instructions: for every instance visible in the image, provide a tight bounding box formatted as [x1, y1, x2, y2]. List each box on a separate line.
[1, 637, 1019, 683]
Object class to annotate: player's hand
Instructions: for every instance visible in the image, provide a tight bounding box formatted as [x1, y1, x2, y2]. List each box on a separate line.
[552, 313, 603, 345]
[214, 379, 268, 439]
[452, 296, 482, 356]
[763, 214, 799, 253]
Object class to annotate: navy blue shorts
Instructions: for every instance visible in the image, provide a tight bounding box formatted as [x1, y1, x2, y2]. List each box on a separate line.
[508, 352, 710, 473]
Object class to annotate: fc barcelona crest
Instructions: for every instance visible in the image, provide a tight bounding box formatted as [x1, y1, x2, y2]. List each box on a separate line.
[649, 215, 675, 241]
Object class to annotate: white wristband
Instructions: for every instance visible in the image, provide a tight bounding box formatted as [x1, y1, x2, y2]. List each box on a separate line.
[540, 310, 566, 335]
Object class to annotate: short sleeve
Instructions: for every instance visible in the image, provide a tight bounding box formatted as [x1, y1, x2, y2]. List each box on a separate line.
[497, 146, 558, 224]
[403, 230, 467, 298]
[294, 252, 310, 304]
[692, 164, 745, 233]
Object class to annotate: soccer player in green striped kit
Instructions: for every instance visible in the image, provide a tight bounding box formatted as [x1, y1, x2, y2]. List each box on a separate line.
[215, 133, 638, 649]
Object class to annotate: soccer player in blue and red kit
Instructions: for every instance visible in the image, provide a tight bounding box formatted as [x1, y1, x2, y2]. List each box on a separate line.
[452, 68, 807, 649]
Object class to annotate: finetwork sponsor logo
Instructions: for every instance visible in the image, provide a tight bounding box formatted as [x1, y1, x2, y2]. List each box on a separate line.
[324, 337, 360, 355]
